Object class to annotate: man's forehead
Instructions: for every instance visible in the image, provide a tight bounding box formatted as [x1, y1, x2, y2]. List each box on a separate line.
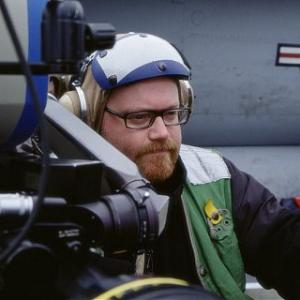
[107, 79, 180, 111]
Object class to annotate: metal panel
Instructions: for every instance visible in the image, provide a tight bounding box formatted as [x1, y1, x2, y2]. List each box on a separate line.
[83, 0, 300, 146]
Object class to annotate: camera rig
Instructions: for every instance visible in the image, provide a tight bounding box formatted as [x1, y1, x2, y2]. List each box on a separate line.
[0, 0, 222, 299]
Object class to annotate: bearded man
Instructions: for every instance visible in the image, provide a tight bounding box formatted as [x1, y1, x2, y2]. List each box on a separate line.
[59, 33, 300, 300]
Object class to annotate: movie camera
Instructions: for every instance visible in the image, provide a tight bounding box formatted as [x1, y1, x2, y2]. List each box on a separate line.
[0, 1, 221, 299]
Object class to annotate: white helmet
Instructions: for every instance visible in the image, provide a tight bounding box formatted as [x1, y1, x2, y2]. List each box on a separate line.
[91, 32, 191, 89]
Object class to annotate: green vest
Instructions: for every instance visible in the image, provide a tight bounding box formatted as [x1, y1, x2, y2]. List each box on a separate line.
[180, 144, 251, 300]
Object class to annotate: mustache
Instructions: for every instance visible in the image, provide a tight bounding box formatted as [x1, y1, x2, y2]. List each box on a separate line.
[136, 140, 178, 157]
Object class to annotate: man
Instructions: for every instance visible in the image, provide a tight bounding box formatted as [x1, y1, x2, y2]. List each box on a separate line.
[59, 33, 300, 300]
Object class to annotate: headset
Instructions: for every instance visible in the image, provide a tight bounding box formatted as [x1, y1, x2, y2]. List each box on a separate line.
[69, 51, 97, 123]
[57, 33, 194, 128]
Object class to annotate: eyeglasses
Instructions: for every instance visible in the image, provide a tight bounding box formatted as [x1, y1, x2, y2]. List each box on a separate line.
[105, 106, 191, 129]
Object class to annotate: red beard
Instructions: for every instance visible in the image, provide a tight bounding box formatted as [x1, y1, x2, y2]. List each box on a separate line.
[135, 139, 179, 184]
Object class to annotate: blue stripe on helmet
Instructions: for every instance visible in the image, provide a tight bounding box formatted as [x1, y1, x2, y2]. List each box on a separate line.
[119, 60, 190, 87]
[92, 59, 190, 90]
[3, 0, 48, 149]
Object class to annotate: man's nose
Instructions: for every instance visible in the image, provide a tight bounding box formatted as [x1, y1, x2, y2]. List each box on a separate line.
[148, 116, 169, 140]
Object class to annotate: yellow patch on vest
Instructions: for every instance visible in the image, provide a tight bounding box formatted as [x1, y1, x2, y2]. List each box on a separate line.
[204, 199, 223, 225]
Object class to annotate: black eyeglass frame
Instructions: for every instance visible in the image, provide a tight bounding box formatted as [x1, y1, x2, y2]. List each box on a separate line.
[104, 106, 191, 129]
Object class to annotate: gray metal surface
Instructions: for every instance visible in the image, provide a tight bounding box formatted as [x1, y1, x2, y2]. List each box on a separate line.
[216, 146, 300, 199]
[83, 0, 300, 146]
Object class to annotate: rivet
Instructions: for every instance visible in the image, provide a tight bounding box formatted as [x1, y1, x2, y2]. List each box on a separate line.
[108, 75, 118, 85]
[158, 62, 167, 71]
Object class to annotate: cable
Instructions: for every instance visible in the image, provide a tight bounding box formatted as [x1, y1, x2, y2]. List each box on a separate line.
[0, 0, 49, 263]
[93, 277, 189, 300]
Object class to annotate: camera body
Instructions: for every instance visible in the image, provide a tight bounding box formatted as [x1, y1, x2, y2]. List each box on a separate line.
[0, 153, 165, 299]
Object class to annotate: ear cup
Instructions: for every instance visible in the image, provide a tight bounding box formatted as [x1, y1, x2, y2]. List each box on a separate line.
[58, 66, 107, 129]
[59, 90, 82, 117]
[179, 80, 194, 110]
[58, 54, 95, 124]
